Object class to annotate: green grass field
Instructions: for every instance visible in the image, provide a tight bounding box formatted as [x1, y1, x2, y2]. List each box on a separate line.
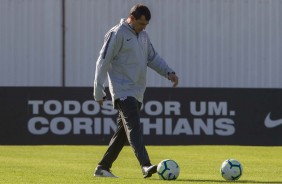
[0, 146, 281, 184]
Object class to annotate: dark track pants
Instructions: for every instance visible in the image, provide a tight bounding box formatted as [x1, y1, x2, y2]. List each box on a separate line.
[98, 96, 151, 169]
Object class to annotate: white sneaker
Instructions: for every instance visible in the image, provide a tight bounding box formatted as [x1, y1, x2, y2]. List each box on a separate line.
[142, 165, 157, 178]
[94, 166, 118, 178]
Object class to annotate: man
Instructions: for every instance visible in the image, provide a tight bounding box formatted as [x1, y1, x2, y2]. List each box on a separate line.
[93, 4, 179, 178]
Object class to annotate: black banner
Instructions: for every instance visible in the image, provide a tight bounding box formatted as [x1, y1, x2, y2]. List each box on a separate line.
[0, 87, 281, 145]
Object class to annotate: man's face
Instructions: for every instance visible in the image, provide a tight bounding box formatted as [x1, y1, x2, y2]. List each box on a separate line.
[131, 15, 149, 33]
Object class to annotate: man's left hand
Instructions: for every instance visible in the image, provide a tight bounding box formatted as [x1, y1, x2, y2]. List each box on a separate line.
[168, 73, 179, 87]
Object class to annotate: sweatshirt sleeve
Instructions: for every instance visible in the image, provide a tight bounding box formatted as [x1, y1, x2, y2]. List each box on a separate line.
[147, 38, 175, 78]
[93, 30, 122, 101]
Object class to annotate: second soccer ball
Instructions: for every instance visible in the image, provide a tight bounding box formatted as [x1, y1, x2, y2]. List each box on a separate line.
[220, 159, 243, 181]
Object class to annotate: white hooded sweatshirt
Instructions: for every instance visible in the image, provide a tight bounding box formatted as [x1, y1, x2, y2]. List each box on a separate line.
[94, 19, 175, 106]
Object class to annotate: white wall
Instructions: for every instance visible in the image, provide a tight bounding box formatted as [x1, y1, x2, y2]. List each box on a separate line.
[1, 0, 282, 88]
[0, 0, 62, 86]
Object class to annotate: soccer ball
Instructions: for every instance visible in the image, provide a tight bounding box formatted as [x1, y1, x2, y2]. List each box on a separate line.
[220, 159, 243, 181]
[157, 159, 180, 180]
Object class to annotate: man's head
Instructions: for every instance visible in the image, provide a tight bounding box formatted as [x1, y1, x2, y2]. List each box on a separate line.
[128, 4, 151, 33]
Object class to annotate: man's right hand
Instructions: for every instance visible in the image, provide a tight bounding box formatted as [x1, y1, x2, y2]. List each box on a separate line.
[98, 100, 104, 106]
[98, 96, 107, 106]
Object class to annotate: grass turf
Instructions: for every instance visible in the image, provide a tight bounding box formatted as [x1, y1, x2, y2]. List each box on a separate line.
[0, 146, 281, 184]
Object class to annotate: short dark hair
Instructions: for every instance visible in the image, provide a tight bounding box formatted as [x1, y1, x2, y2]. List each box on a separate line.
[129, 4, 151, 21]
